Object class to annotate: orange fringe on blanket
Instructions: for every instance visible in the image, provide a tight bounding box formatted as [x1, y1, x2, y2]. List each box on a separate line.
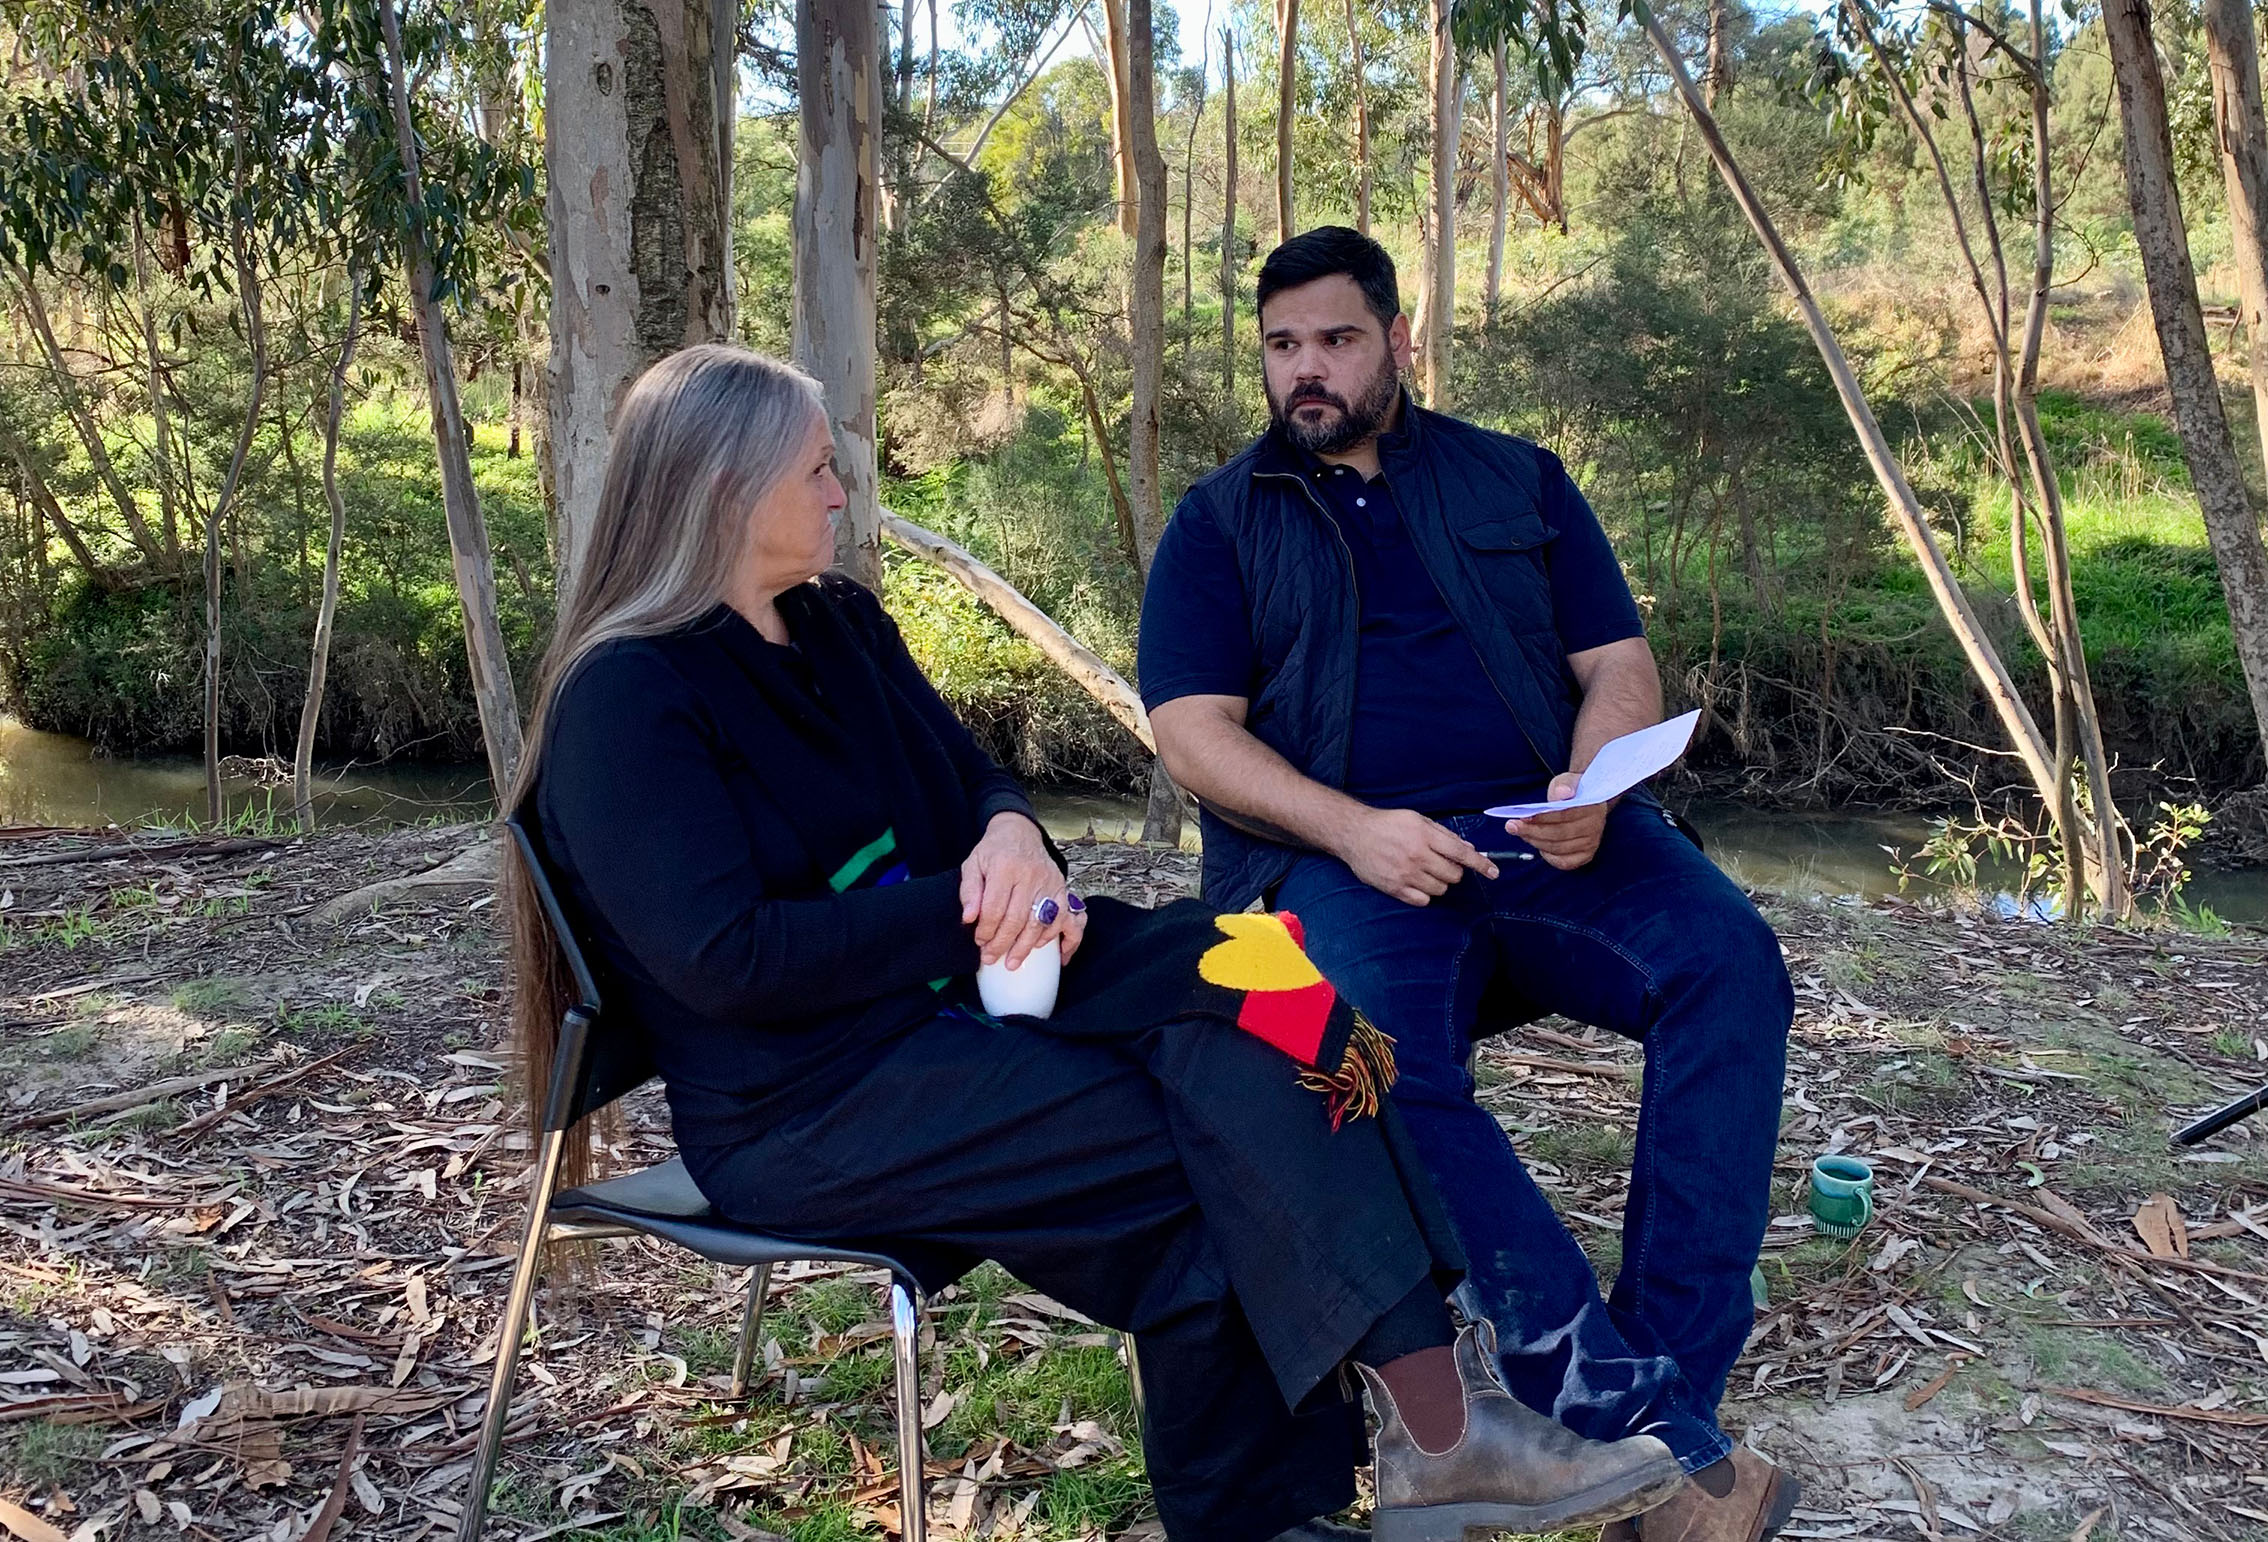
[1296, 1012, 1399, 1130]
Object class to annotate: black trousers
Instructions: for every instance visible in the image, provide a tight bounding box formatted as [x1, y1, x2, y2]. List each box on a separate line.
[684, 991, 1463, 1542]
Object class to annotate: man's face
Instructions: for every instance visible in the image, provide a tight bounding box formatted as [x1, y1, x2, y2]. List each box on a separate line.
[1259, 274, 1413, 455]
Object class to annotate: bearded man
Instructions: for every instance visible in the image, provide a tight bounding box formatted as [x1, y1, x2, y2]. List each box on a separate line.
[1138, 226, 1800, 1542]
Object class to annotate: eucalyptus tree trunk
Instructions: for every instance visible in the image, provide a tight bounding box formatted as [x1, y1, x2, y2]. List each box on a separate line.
[1636, 7, 2065, 814]
[545, 0, 737, 611]
[2103, 0, 2268, 775]
[205, 127, 268, 826]
[1102, 0, 1139, 236]
[1274, 0, 1298, 242]
[2203, 0, 2268, 496]
[130, 209, 182, 563]
[796, 0, 885, 589]
[1222, 26, 1238, 398]
[380, 0, 526, 794]
[1424, 0, 1459, 408]
[293, 276, 364, 832]
[1487, 38, 1508, 319]
[1704, 0, 1729, 106]
[1345, 0, 1371, 234]
[1128, 0, 1183, 842]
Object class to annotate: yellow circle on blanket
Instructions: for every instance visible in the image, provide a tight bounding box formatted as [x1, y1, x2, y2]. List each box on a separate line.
[1198, 913, 1326, 993]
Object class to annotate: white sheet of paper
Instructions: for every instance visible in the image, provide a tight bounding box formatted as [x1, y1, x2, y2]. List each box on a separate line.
[1484, 710, 1702, 821]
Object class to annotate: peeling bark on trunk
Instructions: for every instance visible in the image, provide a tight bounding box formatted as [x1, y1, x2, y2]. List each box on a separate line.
[381, 0, 526, 794]
[1102, 0, 1139, 236]
[796, 0, 885, 589]
[545, 0, 737, 611]
[2104, 0, 2268, 777]
[1704, 0, 1730, 106]
[294, 277, 363, 832]
[1274, 0, 1298, 243]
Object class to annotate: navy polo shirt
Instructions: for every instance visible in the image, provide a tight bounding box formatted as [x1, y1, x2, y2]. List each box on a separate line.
[1140, 446, 1645, 813]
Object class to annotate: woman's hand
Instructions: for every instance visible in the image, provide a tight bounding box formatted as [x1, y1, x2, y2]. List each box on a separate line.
[960, 812, 1086, 967]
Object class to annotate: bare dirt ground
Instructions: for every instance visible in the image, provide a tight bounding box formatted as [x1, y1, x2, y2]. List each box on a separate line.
[0, 823, 2265, 1542]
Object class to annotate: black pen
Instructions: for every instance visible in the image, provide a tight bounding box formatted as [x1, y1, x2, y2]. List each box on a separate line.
[1476, 850, 1536, 861]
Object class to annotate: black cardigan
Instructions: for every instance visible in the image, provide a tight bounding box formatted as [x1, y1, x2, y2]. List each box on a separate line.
[535, 577, 1038, 1154]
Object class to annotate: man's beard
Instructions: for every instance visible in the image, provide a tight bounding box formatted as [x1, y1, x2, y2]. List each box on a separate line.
[1267, 357, 1402, 455]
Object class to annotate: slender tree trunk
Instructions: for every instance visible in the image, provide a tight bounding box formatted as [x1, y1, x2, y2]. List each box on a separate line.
[1129, 0, 1168, 566]
[1704, 0, 1730, 107]
[545, 0, 737, 611]
[1345, 0, 1370, 234]
[1222, 27, 1238, 399]
[1274, 0, 1298, 243]
[1184, 17, 1209, 344]
[1487, 38, 1508, 320]
[294, 276, 363, 832]
[8, 269, 167, 564]
[1424, 0, 1459, 408]
[380, 0, 526, 793]
[1637, 8, 2065, 810]
[202, 103, 271, 827]
[2, 424, 113, 584]
[1102, 0, 1139, 236]
[2103, 0, 2268, 776]
[796, 0, 885, 588]
[130, 210, 181, 564]
[1127, 0, 1181, 846]
[2204, 0, 2268, 498]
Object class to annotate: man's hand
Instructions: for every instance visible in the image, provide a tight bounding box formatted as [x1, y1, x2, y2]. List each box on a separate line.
[1507, 773, 1612, 871]
[1336, 808, 1499, 906]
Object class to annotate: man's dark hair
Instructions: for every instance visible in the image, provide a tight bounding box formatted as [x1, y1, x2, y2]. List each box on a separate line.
[1256, 227, 1401, 331]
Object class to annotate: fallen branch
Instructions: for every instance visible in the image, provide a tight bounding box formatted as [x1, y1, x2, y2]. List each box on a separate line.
[881, 511, 1154, 753]
[299, 1413, 364, 1542]
[13, 1059, 283, 1130]
[0, 835, 284, 871]
[1922, 1176, 2268, 1287]
[1492, 1053, 1640, 1081]
[169, 1047, 356, 1143]
[2045, 1385, 2268, 1427]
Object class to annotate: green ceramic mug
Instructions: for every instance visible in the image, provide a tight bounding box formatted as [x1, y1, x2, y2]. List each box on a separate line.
[1809, 1154, 1875, 1239]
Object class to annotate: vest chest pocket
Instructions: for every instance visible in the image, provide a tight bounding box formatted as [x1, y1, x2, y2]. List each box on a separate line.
[1455, 513, 1559, 634]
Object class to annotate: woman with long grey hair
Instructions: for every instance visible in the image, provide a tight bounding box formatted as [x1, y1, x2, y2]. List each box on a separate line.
[503, 342, 1682, 1542]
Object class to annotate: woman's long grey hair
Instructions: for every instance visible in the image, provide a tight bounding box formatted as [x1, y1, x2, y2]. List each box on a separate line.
[504, 343, 826, 1183]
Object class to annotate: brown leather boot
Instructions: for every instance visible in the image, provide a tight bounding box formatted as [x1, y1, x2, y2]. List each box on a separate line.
[1606, 1448, 1801, 1542]
[1358, 1324, 1687, 1542]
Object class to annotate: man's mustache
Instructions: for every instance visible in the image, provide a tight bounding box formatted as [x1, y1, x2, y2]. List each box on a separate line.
[1285, 386, 1348, 411]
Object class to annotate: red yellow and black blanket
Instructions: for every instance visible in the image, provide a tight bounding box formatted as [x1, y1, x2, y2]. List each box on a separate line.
[998, 895, 1398, 1128]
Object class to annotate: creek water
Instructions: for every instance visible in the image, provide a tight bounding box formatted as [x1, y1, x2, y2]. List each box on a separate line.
[6, 716, 2264, 925]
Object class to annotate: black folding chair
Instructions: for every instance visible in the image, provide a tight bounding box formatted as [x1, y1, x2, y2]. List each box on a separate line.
[457, 812, 943, 1542]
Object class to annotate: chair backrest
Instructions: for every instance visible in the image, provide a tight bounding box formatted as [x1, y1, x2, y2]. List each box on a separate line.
[506, 806, 659, 1131]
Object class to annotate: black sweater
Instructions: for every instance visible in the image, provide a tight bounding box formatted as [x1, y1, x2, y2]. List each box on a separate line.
[535, 577, 1037, 1155]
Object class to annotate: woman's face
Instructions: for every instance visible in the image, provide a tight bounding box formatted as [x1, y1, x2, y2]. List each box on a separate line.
[742, 411, 847, 595]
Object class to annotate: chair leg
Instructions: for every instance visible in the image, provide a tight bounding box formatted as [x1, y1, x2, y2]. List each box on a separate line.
[1118, 1333, 1148, 1443]
[455, 1127, 567, 1542]
[729, 1262, 773, 1399]
[890, 1279, 928, 1542]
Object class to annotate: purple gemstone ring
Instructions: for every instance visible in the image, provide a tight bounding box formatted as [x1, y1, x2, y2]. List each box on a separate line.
[1065, 892, 1086, 914]
[1030, 895, 1060, 926]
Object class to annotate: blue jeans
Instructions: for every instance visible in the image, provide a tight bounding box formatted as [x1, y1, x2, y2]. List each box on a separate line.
[1274, 803, 1793, 1474]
